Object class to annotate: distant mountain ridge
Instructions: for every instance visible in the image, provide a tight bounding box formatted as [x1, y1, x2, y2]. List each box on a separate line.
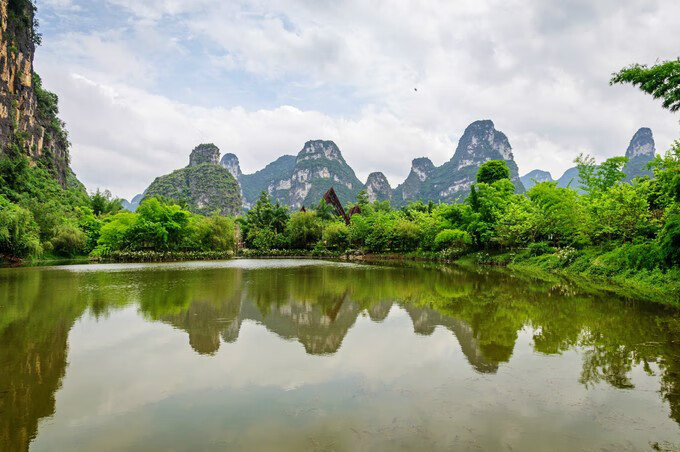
[520, 170, 553, 190]
[392, 120, 524, 205]
[140, 123, 656, 212]
[223, 141, 363, 208]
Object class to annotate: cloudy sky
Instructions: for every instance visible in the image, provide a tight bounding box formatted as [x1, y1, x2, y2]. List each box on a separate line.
[36, 0, 680, 199]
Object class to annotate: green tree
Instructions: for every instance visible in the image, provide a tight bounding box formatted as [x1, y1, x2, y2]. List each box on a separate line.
[495, 197, 539, 248]
[322, 222, 349, 250]
[348, 214, 370, 247]
[315, 200, 335, 221]
[434, 229, 471, 251]
[659, 213, 680, 267]
[93, 211, 137, 255]
[194, 215, 236, 252]
[650, 141, 680, 208]
[90, 188, 122, 216]
[391, 218, 420, 251]
[476, 160, 511, 185]
[527, 182, 587, 247]
[286, 211, 322, 249]
[0, 196, 42, 258]
[575, 154, 628, 195]
[588, 183, 650, 242]
[50, 224, 87, 257]
[356, 190, 370, 209]
[610, 59, 680, 112]
[465, 179, 516, 247]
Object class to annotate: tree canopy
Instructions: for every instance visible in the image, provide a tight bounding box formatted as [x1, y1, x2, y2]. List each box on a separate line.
[610, 59, 680, 112]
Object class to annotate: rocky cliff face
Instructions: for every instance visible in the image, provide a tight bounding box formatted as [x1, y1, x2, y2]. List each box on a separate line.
[143, 143, 241, 215]
[364, 172, 392, 202]
[287, 140, 362, 208]
[189, 143, 219, 166]
[624, 127, 655, 181]
[220, 153, 242, 180]
[393, 120, 524, 205]
[437, 120, 524, 200]
[240, 154, 296, 208]
[0, 0, 72, 187]
[237, 140, 362, 209]
[393, 157, 435, 204]
[520, 169, 553, 190]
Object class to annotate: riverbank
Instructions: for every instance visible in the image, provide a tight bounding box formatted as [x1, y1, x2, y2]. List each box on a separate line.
[466, 248, 680, 307]
[239, 248, 680, 307]
[4, 247, 678, 307]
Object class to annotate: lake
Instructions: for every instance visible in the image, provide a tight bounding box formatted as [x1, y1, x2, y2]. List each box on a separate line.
[1, 259, 679, 451]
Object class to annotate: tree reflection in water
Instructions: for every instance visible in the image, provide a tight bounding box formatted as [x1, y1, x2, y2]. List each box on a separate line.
[0, 260, 679, 451]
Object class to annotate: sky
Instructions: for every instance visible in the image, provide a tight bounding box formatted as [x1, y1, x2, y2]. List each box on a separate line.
[35, 0, 680, 200]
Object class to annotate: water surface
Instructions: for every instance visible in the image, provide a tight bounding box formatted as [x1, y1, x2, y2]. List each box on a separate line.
[1, 259, 679, 451]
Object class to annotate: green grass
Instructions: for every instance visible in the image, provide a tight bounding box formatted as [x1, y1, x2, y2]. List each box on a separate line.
[506, 248, 680, 307]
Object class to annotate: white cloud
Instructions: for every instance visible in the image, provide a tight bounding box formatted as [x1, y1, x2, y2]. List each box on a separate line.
[38, 70, 450, 199]
[35, 0, 680, 199]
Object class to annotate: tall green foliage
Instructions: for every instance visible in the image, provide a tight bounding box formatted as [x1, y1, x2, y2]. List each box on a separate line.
[610, 59, 680, 112]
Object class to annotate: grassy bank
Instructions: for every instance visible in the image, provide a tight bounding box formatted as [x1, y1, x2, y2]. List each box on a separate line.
[237, 247, 680, 306]
[4, 246, 678, 307]
[467, 247, 680, 307]
[91, 250, 235, 263]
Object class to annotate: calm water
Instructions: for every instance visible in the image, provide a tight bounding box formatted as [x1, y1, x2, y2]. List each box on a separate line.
[1, 259, 679, 452]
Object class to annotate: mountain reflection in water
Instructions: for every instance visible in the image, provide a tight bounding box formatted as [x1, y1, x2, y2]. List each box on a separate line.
[0, 259, 678, 452]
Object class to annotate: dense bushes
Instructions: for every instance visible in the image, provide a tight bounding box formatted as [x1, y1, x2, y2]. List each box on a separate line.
[50, 224, 86, 257]
[0, 195, 41, 258]
[92, 198, 237, 257]
[659, 213, 680, 266]
[434, 229, 471, 251]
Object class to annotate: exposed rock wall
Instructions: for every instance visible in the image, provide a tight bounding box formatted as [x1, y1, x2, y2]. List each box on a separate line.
[0, 0, 70, 186]
[364, 171, 392, 202]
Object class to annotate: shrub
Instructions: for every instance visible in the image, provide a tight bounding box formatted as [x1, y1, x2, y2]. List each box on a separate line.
[286, 211, 322, 249]
[526, 241, 555, 257]
[0, 197, 42, 257]
[195, 215, 235, 252]
[434, 229, 471, 251]
[250, 227, 287, 251]
[392, 218, 420, 251]
[323, 222, 349, 250]
[51, 224, 87, 257]
[659, 213, 680, 267]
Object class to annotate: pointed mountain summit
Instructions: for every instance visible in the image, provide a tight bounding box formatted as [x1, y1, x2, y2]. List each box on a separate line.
[521, 170, 553, 190]
[364, 172, 392, 202]
[393, 120, 524, 205]
[122, 193, 144, 212]
[289, 140, 363, 208]
[220, 153, 243, 180]
[438, 120, 524, 199]
[555, 127, 656, 190]
[624, 127, 655, 181]
[234, 140, 362, 209]
[189, 143, 220, 166]
[393, 158, 435, 204]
